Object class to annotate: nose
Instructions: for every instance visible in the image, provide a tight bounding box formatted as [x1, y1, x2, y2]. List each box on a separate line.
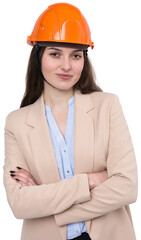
[60, 56, 71, 72]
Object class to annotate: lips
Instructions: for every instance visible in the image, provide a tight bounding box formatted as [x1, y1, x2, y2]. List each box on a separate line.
[56, 74, 73, 80]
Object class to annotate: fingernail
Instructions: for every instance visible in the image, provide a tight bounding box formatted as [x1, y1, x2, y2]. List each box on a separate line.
[10, 171, 15, 173]
[10, 174, 16, 177]
[17, 167, 22, 170]
[16, 178, 20, 182]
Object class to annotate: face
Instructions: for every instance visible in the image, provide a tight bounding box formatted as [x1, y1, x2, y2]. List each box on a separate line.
[41, 46, 84, 91]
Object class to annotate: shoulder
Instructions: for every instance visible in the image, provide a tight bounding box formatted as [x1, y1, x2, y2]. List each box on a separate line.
[6, 104, 32, 122]
[5, 104, 32, 131]
[89, 91, 119, 103]
[88, 91, 123, 114]
[87, 91, 120, 109]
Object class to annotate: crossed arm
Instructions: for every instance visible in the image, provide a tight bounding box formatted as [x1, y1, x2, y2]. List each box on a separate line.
[4, 128, 107, 220]
[9, 167, 108, 190]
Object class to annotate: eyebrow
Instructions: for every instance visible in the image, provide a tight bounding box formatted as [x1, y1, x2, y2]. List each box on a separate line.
[47, 47, 83, 52]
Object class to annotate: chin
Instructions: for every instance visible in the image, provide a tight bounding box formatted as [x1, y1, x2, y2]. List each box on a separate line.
[56, 84, 74, 91]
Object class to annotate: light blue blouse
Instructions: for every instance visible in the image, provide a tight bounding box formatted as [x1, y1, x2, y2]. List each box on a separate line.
[45, 95, 88, 239]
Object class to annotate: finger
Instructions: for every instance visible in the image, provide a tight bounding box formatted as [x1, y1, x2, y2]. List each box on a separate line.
[16, 172, 37, 185]
[10, 168, 37, 185]
[11, 174, 32, 185]
[15, 171, 30, 179]
[12, 173, 37, 186]
[16, 167, 35, 181]
[12, 169, 34, 181]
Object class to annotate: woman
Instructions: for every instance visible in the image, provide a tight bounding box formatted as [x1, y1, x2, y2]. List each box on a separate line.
[3, 3, 138, 240]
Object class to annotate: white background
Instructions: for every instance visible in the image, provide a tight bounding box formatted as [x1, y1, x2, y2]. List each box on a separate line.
[0, 0, 141, 239]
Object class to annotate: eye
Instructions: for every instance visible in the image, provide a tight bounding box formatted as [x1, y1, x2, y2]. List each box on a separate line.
[73, 54, 82, 59]
[50, 52, 60, 57]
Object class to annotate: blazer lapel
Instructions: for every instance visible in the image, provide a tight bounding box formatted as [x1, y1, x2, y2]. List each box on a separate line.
[26, 94, 60, 184]
[74, 90, 95, 174]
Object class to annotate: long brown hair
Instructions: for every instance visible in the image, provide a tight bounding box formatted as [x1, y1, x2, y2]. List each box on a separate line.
[20, 44, 102, 108]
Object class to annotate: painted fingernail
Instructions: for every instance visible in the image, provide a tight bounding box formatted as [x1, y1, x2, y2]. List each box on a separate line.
[10, 171, 15, 173]
[17, 167, 22, 170]
[10, 174, 16, 177]
[15, 178, 20, 182]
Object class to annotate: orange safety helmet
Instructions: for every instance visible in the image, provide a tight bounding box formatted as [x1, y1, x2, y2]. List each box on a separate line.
[27, 3, 94, 49]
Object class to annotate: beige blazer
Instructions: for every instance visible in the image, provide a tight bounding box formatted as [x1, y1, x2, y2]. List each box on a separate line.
[3, 90, 138, 240]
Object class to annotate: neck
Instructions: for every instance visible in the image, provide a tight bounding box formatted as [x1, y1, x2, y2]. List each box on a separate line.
[43, 84, 74, 109]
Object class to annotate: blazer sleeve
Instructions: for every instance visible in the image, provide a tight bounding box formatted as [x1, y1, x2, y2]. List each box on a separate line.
[55, 95, 138, 226]
[3, 115, 90, 220]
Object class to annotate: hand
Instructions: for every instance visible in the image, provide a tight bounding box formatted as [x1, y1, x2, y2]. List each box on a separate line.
[10, 167, 38, 187]
[88, 170, 108, 190]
